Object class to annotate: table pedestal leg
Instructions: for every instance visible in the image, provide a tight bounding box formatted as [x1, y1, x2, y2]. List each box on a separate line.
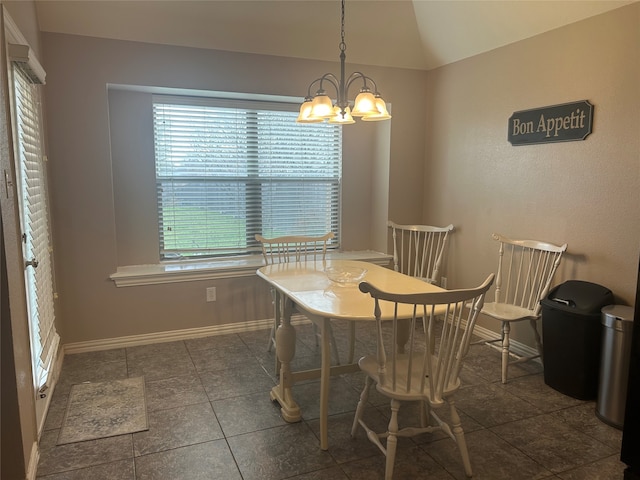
[270, 294, 301, 422]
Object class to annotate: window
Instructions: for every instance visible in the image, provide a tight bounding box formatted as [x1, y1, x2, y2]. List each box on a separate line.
[152, 95, 342, 259]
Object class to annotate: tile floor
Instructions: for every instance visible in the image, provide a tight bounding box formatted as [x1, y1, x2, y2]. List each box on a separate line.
[37, 321, 626, 479]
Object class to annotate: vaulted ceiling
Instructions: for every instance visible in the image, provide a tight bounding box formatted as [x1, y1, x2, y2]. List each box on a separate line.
[35, 0, 635, 71]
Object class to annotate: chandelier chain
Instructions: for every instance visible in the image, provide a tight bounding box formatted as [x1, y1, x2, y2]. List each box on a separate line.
[340, 0, 346, 53]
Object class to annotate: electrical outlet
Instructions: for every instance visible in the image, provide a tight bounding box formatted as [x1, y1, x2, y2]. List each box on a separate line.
[206, 287, 217, 302]
[441, 277, 448, 289]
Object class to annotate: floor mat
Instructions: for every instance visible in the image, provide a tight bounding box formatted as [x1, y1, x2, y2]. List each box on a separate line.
[57, 376, 148, 445]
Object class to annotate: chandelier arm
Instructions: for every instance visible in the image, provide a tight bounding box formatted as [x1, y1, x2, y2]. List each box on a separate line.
[345, 72, 379, 94]
[318, 73, 340, 96]
[305, 78, 322, 98]
[305, 74, 341, 99]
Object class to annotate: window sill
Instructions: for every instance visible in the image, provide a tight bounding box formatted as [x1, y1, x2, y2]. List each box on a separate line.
[109, 250, 393, 287]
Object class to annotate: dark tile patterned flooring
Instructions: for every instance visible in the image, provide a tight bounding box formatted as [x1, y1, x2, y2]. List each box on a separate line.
[37, 321, 626, 479]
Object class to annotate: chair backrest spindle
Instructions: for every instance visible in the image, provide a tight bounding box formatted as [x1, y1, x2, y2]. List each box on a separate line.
[359, 274, 494, 405]
[491, 233, 567, 316]
[255, 232, 334, 265]
[388, 221, 454, 286]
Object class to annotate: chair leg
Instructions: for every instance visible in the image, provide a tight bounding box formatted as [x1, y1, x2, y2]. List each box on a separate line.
[268, 317, 280, 351]
[501, 321, 510, 384]
[419, 400, 430, 428]
[267, 287, 278, 353]
[449, 398, 473, 477]
[351, 376, 372, 436]
[269, 319, 282, 374]
[385, 399, 401, 480]
[268, 289, 282, 374]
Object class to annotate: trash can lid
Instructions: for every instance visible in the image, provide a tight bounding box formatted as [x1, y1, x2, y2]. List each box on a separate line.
[543, 280, 613, 314]
[601, 304, 635, 332]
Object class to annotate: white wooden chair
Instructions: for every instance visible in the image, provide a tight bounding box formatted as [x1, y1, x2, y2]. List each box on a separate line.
[256, 233, 343, 370]
[351, 274, 495, 480]
[480, 233, 567, 383]
[256, 233, 334, 265]
[388, 221, 454, 286]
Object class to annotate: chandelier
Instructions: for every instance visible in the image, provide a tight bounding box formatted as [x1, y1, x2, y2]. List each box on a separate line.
[296, 0, 391, 124]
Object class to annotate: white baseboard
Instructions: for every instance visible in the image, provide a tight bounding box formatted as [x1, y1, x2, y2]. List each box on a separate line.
[62, 316, 312, 355]
[63, 316, 541, 361]
[53, 317, 538, 372]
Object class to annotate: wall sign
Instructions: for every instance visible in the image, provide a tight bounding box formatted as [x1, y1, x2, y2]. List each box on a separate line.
[508, 100, 593, 146]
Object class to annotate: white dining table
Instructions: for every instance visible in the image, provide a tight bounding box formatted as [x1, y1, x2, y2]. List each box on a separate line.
[256, 259, 446, 450]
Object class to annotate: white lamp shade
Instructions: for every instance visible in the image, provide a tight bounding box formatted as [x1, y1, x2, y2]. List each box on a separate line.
[310, 95, 334, 118]
[362, 97, 392, 121]
[297, 100, 324, 123]
[328, 106, 355, 124]
[351, 90, 378, 117]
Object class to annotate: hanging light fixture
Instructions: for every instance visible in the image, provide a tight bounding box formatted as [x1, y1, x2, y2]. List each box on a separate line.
[296, 0, 391, 124]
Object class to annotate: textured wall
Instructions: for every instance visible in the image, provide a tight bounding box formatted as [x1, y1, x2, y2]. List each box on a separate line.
[422, 4, 640, 344]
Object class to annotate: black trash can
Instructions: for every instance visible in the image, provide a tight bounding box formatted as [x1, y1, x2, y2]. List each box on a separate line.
[541, 280, 613, 400]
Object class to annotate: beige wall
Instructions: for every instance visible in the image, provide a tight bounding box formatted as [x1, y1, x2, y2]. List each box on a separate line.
[40, 33, 428, 344]
[423, 4, 640, 343]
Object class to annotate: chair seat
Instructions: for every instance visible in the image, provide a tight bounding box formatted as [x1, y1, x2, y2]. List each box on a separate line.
[481, 302, 539, 322]
[359, 353, 459, 403]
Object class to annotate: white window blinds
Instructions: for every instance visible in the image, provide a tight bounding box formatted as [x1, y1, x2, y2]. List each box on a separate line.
[13, 64, 59, 393]
[153, 96, 342, 259]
